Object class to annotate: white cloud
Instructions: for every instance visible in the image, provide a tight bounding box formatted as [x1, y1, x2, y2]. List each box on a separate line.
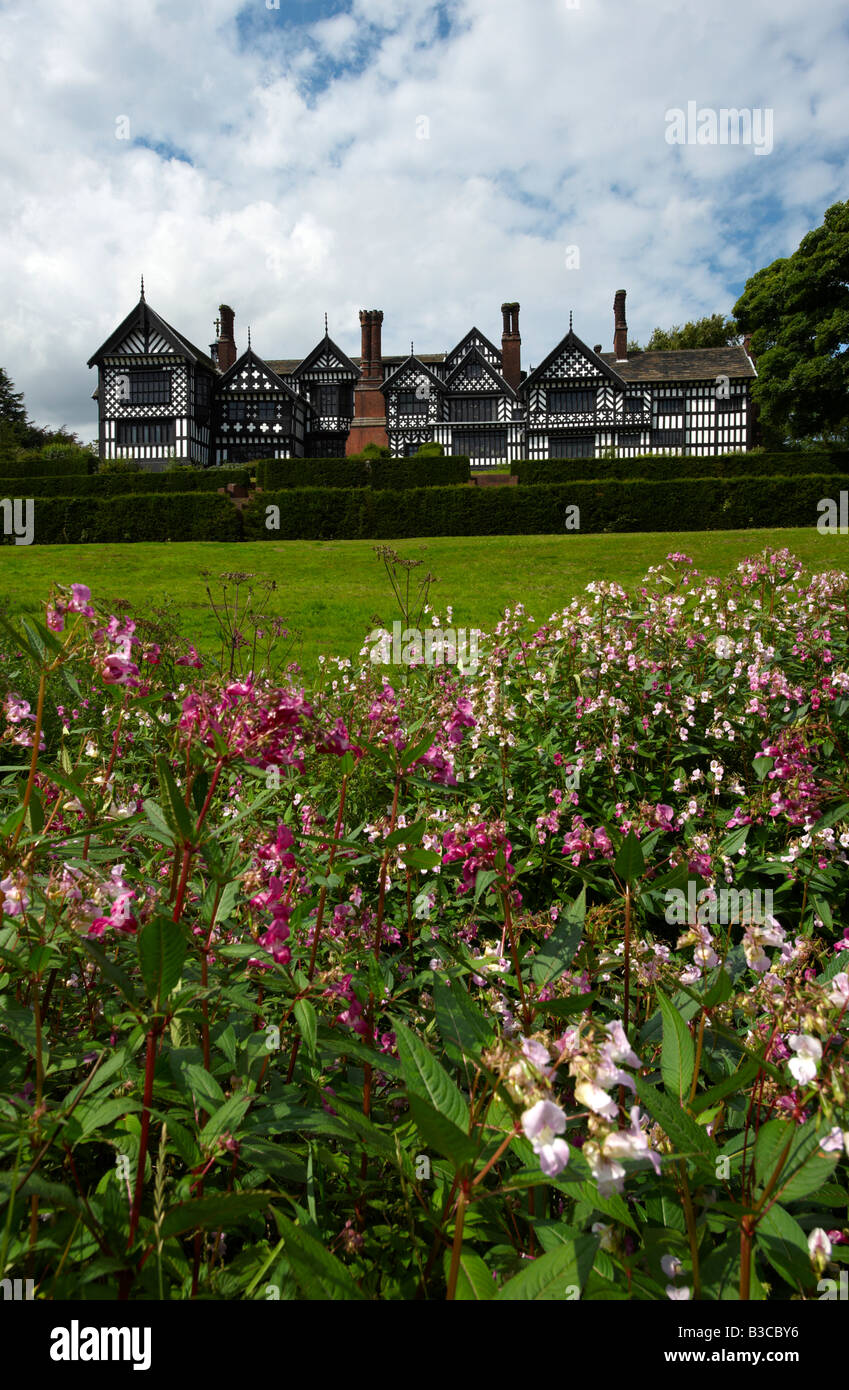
[0, 0, 847, 438]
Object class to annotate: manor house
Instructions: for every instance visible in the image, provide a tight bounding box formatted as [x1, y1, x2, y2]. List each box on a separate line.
[87, 288, 756, 470]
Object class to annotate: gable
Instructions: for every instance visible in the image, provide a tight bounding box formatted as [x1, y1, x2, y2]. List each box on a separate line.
[218, 351, 302, 404]
[522, 330, 627, 394]
[444, 347, 514, 396]
[444, 328, 502, 372]
[290, 335, 359, 379]
[383, 356, 444, 397]
[88, 298, 216, 371]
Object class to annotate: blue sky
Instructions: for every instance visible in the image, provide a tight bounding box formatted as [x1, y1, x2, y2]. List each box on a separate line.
[0, 0, 847, 438]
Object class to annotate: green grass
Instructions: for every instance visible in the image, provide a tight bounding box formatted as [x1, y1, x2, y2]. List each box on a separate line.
[0, 530, 845, 673]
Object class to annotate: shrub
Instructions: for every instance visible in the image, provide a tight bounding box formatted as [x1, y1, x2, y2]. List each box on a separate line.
[0, 469, 250, 498]
[513, 450, 849, 485]
[245, 473, 845, 539]
[0, 444, 97, 478]
[257, 456, 470, 490]
[19, 492, 243, 543]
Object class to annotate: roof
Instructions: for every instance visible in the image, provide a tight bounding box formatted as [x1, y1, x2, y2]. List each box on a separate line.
[87, 295, 217, 372]
[598, 346, 756, 382]
[267, 353, 446, 376]
[522, 329, 629, 393]
[217, 348, 307, 406]
[381, 354, 446, 395]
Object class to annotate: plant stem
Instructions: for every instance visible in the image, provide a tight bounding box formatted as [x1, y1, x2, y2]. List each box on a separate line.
[446, 1189, 467, 1300]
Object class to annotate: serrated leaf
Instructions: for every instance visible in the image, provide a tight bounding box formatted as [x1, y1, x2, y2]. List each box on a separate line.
[635, 1076, 717, 1163]
[142, 799, 175, 845]
[395, 1020, 468, 1131]
[294, 998, 317, 1060]
[156, 756, 196, 845]
[613, 829, 644, 884]
[433, 977, 494, 1071]
[138, 915, 186, 1008]
[199, 1092, 251, 1149]
[532, 890, 585, 987]
[408, 1093, 476, 1172]
[754, 1118, 839, 1204]
[756, 1203, 816, 1291]
[443, 1247, 496, 1300]
[657, 989, 695, 1103]
[494, 1238, 596, 1300]
[80, 941, 140, 1007]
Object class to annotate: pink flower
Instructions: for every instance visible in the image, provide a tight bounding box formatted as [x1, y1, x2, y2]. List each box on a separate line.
[176, 644, 203, 668]
[101, 654, 139, 686]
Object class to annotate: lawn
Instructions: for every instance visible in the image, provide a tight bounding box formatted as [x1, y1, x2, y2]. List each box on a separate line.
[0, 528, 845, 672]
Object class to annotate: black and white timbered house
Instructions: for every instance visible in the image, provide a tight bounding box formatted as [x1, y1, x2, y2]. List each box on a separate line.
[88, 288, 757, 469]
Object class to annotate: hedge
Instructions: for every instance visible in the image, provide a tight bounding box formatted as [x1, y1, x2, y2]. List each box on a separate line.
[256, 456, 470, 490]
[513, 450, 849, 485]
[2, 493, 243, 544]
[0, 468, 250, 499]
[0, 447, 97, 479]
[244, 474, 849, 540]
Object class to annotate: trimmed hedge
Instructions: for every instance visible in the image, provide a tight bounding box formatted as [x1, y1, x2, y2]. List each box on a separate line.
[513, 451, 849, 485]
[0, 468, 250, 499]
[244, 474, 848, 540]
[256, 456, 470, 489]
[4, 493, 242, 544]
[0, 447, 97, 479]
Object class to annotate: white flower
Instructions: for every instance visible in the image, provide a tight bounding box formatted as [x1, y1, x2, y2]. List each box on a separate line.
[787, 1034, 822, 1085]
[661, 1254, 683, 1279]
[575, 1080, 619, 1122]
[584, 1141, 626, 1197]
[521, 1099, 570, 1178]
[828, 973, 849, 1008]
[820, 1126, 849, 1155]
[714, 636, 734, 660]
[592, 1222, 617, 1252]
[808, 1228, 832, 1275]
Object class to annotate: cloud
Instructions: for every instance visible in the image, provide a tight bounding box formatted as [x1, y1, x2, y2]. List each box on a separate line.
[0, 0, 847, 438]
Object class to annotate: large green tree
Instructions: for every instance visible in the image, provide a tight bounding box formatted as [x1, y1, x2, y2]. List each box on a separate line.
[733, 199, 849, 446]
[0, 366, 82, 454]
[627, 314, 740, 354]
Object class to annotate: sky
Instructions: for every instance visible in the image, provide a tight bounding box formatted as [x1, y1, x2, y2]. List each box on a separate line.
[1, 0, 847, 441]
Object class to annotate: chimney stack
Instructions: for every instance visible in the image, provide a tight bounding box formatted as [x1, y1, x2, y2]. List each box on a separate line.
[347, 308, 388, 455]
[217, 304, 237, 372]
[613, 289, 628, 361]
[500, 302, 521, 390]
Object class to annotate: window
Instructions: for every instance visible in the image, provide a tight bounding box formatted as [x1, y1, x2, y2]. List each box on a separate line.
[125, 370, 171, 405]
[225, 445, 265, 463]
[466, 361, 484, 379]
[547, 389, 595, 414]
[448, 397, 496, 422]
[309, 384, 352, 416]
[116, 419, 174, 446]
[716, 394, 743, 413]
[402, 442, 423, 456]
[255, 401, 276, 421]
[652, 429, 685, 447]
[397, 390, 429, 415]
[548, 435, 595, 459]
[453, 430, 508, 459]
[194, 373, 210, 410]
[224, 400, 247, 422]
[655, 395, 684, 415]
[624, 397, 644, 415]
[306, 435, 346, 458]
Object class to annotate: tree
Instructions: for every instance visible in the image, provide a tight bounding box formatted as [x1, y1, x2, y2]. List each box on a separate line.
[639, 315, 740, 351]
[0, 367, 28, 430]
[733, 199, 849, 446]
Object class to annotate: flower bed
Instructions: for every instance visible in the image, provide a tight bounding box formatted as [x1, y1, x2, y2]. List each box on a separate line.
[0, 547, 847, 1301]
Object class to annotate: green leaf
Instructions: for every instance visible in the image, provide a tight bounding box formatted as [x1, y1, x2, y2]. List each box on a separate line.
[533, 993, 597, 1020]
[408, 1094, 476, 1172]
[159, 1191, 276, 1240]
[199, 1092, 252, 1149]
[400, 734, 436, 770]
[691, 1056, 761, 1114]
[294, 998, 317, 1060]
[142, 799, 175, 845]
[657, 989, 695, 1103]
[443, 1247, 496, 1300]
[756, 1204, 816, 1291]
[402, 848, 443, 870]
[0, 999, 38, 1057]
[494, 1238, 596, 1300]
[276, 1214, 366, 1300]
[0, 804, 26, 838]
[384, 820, 426, 848]
[80, 941, 140, 1007]
[613, 829, 644, 884]
[155, 756, 196, 845]
[754, 1118, 839, 1204]
[395, 1020, 468, 1131]
[138, 915, 186, 1008]
[181, 1062, 226, 1113]
[531, 889, 586, 987]
[752, 756, 773, 781]
[635, 1076, 717, 1163]
[433, 977, 494, 1070]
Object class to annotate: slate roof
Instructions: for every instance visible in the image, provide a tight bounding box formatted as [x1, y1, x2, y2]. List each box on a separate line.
[598, 346, 756, 382]
[266, 353, 446, 377]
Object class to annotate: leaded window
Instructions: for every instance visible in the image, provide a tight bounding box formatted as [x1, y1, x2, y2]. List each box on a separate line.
[125, 370, 171, 405]
[548, 435, 595, 459]
[453, 430, 508, 459]
[548, 389, 595, 414]
[116, 419, 174, 446]
[448, 397, 496, 422]
[397, 391, 429, 415]
[655, 396, 684, 415]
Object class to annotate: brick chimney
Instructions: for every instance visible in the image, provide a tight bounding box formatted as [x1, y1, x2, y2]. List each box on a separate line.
[346, 308, 388, 455]
[613, 289, 628, 361]
[218, 304, 237, 372]
[501, 302, 521, 390]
